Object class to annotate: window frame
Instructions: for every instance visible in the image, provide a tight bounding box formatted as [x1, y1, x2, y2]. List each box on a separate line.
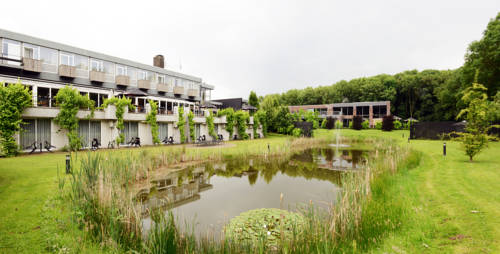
[90, 59, 104, 72]
[60, 53, 75, 66]
[116, 65, 127, 76]
[23, 44, 40, 60]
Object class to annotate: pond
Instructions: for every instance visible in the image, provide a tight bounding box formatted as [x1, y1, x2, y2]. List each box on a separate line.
[138, 146, 368, 236]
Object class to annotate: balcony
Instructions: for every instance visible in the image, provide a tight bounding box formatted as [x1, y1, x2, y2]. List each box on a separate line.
[138, 80, 150, 90]
[89, 70, 105, 82]
[22, 58, 42, 72]
[58, 65, 76, 78]
[187, 89, 199, 97]
[157, 83, 170, 93]
[173, 86, 184, 95]
[116, 75, 130, 86]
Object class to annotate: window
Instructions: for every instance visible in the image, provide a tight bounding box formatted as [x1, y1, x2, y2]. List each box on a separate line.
[74, 55, 89, 78]
[2, 39, 21, 65]
[158, 123, 168, 140]
[90, 59, 104, 72]
[20, 119, 51, 149]
[40, 46, 58, 73]
[78, 121, 101, 148]
[157, 75, 165, 84]
[138, 70, 147, 80]
[23, 43, 40, 60]
[122, 122, 138, 144]
[60, 53, 74, 66]
[116, 65, 127, 76]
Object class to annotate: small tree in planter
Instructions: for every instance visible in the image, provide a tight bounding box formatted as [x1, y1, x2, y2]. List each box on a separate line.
[362, 120, 370, 129]
[393, 120, 402, 130]
[382, 115, 394, 131]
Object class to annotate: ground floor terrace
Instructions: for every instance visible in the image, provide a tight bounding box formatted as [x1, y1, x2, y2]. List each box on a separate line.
[288, 101, 391, 127]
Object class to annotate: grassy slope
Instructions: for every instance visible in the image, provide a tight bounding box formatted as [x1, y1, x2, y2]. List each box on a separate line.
[334, 129, 500, 253]
[1, 131, 498, 253]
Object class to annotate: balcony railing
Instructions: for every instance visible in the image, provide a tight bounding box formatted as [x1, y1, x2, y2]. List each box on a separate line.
[116, 75, 130, 86]
[187, 88, 199, 97]
[173, 86, 184, 95]
[157, 83, 170, 93]
[138, 80, 151, 90]
[158, 108, 174, 115]
[22, 58, 42, 72]
[59, 65, 76, 78]
[90, 70, 106, 82]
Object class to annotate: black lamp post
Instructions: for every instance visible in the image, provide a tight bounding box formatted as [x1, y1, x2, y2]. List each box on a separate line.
[443, 142, 446, 157]
[66, 154, 71, 174]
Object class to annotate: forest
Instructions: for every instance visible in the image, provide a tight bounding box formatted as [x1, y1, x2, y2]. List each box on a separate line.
[257, 12, 500, 123]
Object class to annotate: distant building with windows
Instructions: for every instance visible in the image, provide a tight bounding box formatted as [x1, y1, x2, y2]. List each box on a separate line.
[0, 29, 262, 150]
[288, 101, 391, 127]
[211, 98, 257, 114]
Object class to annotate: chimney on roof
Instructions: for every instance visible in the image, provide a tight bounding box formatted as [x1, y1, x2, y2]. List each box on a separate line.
[153, 55, 164, 68]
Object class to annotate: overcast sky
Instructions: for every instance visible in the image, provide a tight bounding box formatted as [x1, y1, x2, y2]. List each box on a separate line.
[1, 0, 499, 99]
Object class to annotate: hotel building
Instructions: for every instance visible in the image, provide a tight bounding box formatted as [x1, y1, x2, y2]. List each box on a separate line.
[0, 29, 261, 151]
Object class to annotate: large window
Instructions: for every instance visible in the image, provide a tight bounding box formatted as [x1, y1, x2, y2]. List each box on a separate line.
[342, 107, 353, 115]
[60, 52, 74, 66]
[138, 70, 147, 80]
[23, 43, 40, 60]
[20, 119, 51, 149]
[356, 106, 369, 117]
[122, 122, 138, 144]
[157, 74, 165, 84]
[158, 123, 168, 140]
[40, 46, 58, 73]
[74, 54, 89, 78]
[373, 105, 387, 118]
[90, 59, 104, 72]
[2, 39, 21, 65]
[127, 67, 137, 86]
[78, 120, 101, 148]
[103, 61, 115, 82]
[116, 65, 127, 76]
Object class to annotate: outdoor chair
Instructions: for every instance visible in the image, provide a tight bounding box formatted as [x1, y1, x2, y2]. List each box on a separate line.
[43, 141, 56, 152]
[91, 138, 100, 151]
[108, 140, 116, 149]
[133, 137, 141, 147]
[25, 141, 40, 154]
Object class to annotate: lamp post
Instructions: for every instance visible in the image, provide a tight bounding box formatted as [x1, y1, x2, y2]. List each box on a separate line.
[443, 142, 446, 157]
[66, 154, 71, 174]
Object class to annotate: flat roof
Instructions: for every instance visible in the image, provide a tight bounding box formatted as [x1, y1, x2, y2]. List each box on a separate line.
[0, 28, 202, 82]
[289, 101, 390, 107]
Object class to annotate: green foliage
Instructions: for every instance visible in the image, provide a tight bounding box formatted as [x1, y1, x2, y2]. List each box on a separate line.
[321, 118, 327, 129]
[53, 86, 95, 151]
[234, 110, 250, 140]
[393, 120, 402, 130]
[292, 128, 302, 137]
[255, 110, 267, 137]
[348, 121, 353, 129]
[146, 100, 160, 145]
[335, 120, 343, 129]
[0, 81, 32, 156]
[462, 13, 500, 98]
[248, 91, 259, 110]
[304, 110, 320, 129]
[177, 107, 186, 144]
[252, 114, 259, 138]
[188, 110, 195, 142]
[375, 121, 382, 130]
[206, 111, 216, 139]
[100, 96, 135, 144]
[218, 108, 235, 138]
[362, 120, 370, 129]
[455, 82, 495, 161]
[352, 116, 363, 130]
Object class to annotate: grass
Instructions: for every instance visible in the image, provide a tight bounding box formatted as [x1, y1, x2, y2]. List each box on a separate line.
[1, 130, 499, 253]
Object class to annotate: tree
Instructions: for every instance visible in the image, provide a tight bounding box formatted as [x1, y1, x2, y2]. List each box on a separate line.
[54, 86, 95, 151]
[455, 82, 496, 161]
[146, 100, 160, 145]
[462, 13, 500, 98]
[0, 81, 32, 156]
[248, 91, 259, 110]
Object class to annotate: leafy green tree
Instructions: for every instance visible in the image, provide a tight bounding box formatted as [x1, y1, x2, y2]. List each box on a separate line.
[455, 82, 497, 161]
[234, 110, 250, 139]
[0, 81, 32, 156]
[54, 86, 95, 151]
[462, 12, 500, 98]
[188, 111, 195, 142]
[146, 100, 160, 145]
[178, 107, 186, 143]
[254, 110, 268, 137]
[218, 108, 235, 138]
[248, 91, 259, 110]
[206, 111, 217, 139]
[100, 97, 135, 144]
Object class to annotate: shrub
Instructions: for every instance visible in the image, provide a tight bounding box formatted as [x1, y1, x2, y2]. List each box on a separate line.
[234, 110, 250, 140]
[178, 107, 186, 143]
[146, 100, 160, 144]
[188, 111, 195, 142]
[348, 121, 353, 129]
[352, 116, 363, 130]
[292, 128, 302, 137]
[393, 120, 402, 130]
[0, 81, 32, 156]
[382, 115, 394, 131]
[362, 120, 370, 129]
[218, 108, 235, 138]
[335, 120, 343, 129]
[321, 118, 327, 129]
[375, 121, 382, 130]
[326, 117, 336, 129]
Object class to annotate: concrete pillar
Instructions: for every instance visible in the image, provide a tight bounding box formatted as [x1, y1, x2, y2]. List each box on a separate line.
[353, 106, 357, 116]
[386, 101, 391, 116]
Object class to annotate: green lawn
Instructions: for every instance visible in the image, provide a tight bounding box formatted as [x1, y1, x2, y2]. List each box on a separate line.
[1, 130, 499, 253]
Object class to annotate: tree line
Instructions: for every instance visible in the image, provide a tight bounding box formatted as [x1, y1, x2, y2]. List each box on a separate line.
[255, 12, 500, 123]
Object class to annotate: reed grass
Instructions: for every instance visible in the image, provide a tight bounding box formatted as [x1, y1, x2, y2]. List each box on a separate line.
[64, 134, 420, 253]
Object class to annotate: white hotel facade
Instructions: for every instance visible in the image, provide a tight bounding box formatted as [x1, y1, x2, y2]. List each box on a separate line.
[0, 29, 262, 151]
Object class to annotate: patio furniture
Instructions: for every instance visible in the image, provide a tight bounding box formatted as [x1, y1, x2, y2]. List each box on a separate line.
[43, 141, 56, 152]
[91, 138, 100, 151]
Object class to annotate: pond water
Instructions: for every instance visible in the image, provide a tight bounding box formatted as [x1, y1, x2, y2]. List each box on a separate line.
[138, 146, 367, 236]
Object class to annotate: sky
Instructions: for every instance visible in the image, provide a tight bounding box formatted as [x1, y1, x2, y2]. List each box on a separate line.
[1, 0, 499, 99]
